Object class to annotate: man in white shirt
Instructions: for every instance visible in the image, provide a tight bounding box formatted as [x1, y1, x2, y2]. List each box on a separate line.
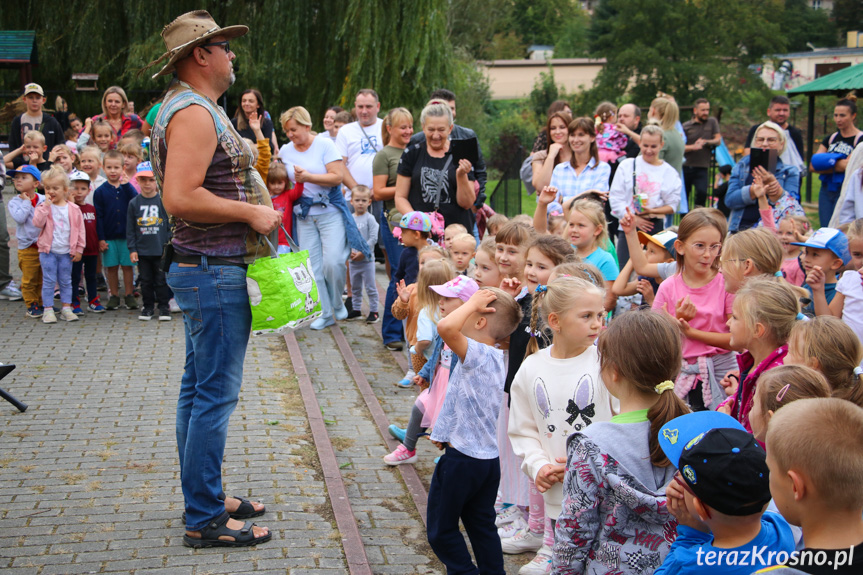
[335, 89, 384, 208]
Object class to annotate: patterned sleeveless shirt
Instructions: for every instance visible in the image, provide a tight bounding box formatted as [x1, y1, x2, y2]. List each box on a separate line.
[150, 81, 272, 265]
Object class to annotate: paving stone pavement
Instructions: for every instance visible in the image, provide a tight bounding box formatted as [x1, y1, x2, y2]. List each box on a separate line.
[0, 187, 346, 574]
[0, 186, 532, 574]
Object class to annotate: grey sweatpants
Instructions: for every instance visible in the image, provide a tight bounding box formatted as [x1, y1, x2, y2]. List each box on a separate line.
[349, 259, 378, 312]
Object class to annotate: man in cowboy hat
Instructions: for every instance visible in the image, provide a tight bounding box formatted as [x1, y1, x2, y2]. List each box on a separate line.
[148, 10, 281, 548]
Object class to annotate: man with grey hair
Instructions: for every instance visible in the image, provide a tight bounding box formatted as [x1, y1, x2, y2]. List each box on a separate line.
[148, 10, 280, 548]
[617, 103, 644, 159]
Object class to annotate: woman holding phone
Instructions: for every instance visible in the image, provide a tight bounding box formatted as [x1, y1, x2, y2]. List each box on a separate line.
[726, 121, 801, 233]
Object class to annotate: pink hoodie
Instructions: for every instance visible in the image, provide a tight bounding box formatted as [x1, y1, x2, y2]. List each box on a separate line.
[32, 201, 86, 255]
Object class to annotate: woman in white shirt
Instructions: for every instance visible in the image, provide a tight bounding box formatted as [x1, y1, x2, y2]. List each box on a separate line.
[609, 124, 681, 265]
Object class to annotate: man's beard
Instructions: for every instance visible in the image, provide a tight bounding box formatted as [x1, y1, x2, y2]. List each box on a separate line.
[229, 71, 236, 86]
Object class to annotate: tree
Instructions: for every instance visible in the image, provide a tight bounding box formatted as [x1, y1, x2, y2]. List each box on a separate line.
[585, 0, 786, 107]
[553, 9, 590, 58]
[832, 0, 863, 37]
[0, 0, 459, 131]
[783, 0, 838, 51]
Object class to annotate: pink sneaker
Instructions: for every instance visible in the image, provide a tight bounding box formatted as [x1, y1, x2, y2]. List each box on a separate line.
[383, 445, 417, 466]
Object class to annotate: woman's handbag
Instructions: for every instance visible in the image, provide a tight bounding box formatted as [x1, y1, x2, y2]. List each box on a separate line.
[246, 228, 322, 335]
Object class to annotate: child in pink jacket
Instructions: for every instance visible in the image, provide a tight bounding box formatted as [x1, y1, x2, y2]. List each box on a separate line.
[32, 166, 86, 323]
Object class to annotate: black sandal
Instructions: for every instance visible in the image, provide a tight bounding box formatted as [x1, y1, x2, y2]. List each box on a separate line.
[181, 496, 266, 522]
[226, 495, 266, 520]
[183, 511, 271, 548]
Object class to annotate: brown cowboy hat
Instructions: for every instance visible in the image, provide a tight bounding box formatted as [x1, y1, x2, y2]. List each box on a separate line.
[146, 10, 248, 79]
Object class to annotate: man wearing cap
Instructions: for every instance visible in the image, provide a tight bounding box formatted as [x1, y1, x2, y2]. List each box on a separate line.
[8, 83, 64, 169]
[147, 10, 281, 547]
[657, 412, 795, 574]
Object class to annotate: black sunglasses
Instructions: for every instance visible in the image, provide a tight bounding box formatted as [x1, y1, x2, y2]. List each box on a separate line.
[199, 41, 230, 54]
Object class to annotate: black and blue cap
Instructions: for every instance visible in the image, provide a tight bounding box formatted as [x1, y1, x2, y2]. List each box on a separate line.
[659, 411, 771, 517]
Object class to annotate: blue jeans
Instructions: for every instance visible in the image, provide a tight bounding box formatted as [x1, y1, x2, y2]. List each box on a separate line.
[819, 186, 841, 228]
[39, 252, 73, 306]
[296, 209, 349, 320]
[167, 259, 252, 531]
[380, 212, 404, 344]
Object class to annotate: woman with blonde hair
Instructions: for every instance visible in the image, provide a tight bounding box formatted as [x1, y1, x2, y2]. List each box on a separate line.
[90, 86, 142, 140]
[648, 96, 684, 176]
[278, 106, 365, 330]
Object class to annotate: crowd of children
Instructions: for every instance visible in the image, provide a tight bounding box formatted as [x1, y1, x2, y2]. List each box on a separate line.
[5, 87, 863, 575]
[5, 111, 175, 323]
[364, 178, 863, 575]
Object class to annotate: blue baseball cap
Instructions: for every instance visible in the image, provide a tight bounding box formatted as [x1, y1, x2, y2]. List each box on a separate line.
[791, 227, 850, 266]
[8, 165, 41, 182]
[136, 161, 154, 177]
[659, 412, 770, 517]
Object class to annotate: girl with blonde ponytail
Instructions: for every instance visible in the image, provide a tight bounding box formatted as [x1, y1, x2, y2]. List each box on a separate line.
[553, 309, 687, 572]
[508, 277, 613, 570]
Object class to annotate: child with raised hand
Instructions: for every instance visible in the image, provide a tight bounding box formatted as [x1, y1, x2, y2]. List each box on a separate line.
[444, 223, 468, 250]
[566, 198, 618, 311]
[410, 259, 455, 379]
[777, 215, 809, 286]
[652, 210, 735, 411]
[266, 163, 304, 254]
[449, 233, 476, 276]
[718, 277, 800, 434]
[385, 273, 474, 466]
[748, 365, 831, 444]
[655, 411, 795, 575]
[427, 287, 523, 575]
[48, 145, 76, 174]
[553, 309, 689, 573]
[78, 117, 115, 154]
[757, 398, 863, 575]
[7, 165, 45, 317]
[508, 277, 614, 572]
[612, 228, 677, 308]
[793, 227, 851, 316]
[69, 171, 103, 314]
[811, 219, 863, 341]
[32, 166, 85, 323]
[472, 237, 503, 289]
[391, 246, 447, 388]
[786, 316, 863, 408]
[5, 131, 51, 172]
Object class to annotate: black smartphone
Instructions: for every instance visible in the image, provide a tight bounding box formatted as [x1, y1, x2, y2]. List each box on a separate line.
[749, 148, 778, 173]
[450, 137, 479, 167]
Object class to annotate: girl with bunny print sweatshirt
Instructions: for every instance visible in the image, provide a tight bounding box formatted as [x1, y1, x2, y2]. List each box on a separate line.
[508, 344, 616, 518]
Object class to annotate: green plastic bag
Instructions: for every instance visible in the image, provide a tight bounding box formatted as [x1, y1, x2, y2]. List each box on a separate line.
[246, 230, 322, 335]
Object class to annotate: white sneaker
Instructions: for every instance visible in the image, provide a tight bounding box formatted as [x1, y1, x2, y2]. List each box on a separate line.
[42, 308, 57, 324]
[501, 527, 544, 554]
[169, 298, 181, 313]
[495, 504, 525, 527]
[60, 307, 79, 322]
[497, 514, 528, 539]
[518, 545, 553, 575]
